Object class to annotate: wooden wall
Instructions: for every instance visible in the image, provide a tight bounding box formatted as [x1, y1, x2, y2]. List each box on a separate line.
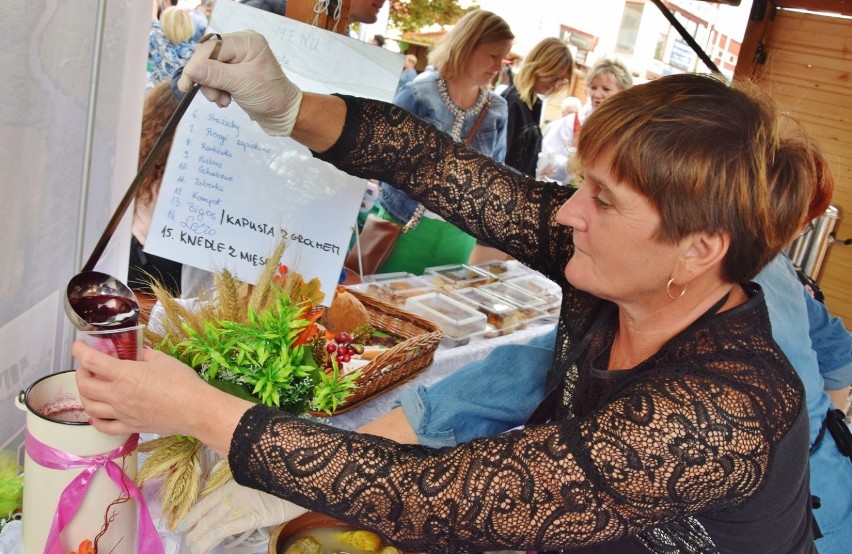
[736, 3, 852, 327]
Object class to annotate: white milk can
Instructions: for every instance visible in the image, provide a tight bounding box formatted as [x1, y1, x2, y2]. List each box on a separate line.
[15, 370, 159, 554]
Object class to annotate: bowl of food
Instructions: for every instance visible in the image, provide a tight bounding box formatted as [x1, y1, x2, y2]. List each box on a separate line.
[269, 512, 405, 554]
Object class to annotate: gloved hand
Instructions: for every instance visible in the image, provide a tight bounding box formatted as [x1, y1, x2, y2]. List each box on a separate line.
[179, 31, 303, 137]
[176, 477, 308, 554]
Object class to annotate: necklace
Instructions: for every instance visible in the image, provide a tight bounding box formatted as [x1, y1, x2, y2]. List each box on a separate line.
[438, 78, 489, 141]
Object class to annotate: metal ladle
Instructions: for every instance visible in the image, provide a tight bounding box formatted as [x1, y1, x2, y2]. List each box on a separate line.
[65, 35, 222, 330]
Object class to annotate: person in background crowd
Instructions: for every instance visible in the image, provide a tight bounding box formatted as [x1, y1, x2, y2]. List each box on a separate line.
[77, 31, 829, 553]
[501, 37, 574, 177]
[153, 0, 178, 20]
[371, 10, 513, 275]
[348, 0, 386, 25]
[539, 95, 583, 183]
[239, 0, 287, 14]
[147, 6, 198, 92]
[238, 0, 385, 25]
[370, 33, 385, 47]
[540, 58, 632, 185]
[577, 57, 633, 125]
[470, 37, 572, 263]
[128, 81, 184, 299]
[395, 53, 418, 94]
[493, 53, 519, 95]
[189, 0, 216, 41]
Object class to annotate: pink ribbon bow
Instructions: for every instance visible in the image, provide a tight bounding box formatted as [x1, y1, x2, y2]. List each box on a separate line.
[25, 430, 163, 554]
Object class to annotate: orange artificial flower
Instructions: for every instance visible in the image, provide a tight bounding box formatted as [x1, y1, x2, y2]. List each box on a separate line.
[71, 539, 95, 554]
[292, 306, 325, 347]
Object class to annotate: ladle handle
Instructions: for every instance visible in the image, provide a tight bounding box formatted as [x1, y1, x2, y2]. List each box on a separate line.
[82, 82, 200, 272]
[82, 34, 222, 273]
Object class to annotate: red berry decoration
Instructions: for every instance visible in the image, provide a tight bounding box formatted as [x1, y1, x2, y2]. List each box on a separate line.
[326, 342, 337, 353]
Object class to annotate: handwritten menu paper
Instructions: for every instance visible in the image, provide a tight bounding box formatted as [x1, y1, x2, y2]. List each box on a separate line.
[146, 0, 403, 303]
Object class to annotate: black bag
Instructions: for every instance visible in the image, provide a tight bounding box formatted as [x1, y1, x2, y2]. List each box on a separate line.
[811, 407, 852, 463]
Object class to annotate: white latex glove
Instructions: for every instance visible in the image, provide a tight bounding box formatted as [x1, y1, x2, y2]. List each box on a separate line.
[176, 477, 308, 554]
[179, 31, 303, 137]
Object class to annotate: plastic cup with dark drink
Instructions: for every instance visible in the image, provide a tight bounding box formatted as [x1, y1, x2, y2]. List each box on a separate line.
[76, 323, 144, 361]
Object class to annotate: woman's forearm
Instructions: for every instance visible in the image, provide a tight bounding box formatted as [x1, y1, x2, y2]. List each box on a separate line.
[290, 92, 347, 153]
[191, 386, 255, 458]
[357, 406, 418, 444]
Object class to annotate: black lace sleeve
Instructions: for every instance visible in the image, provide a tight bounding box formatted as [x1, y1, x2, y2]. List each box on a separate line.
[314, 94, 575, 284]
[228, 367, 785, 552]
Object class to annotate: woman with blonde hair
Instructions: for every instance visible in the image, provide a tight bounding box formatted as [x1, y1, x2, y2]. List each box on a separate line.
[578, 57, 633, 124]
[369, 9, 514, 275]
[541, 57, 632, 184]
[146, 6, 198, 91]
[501, 37, 574, 177]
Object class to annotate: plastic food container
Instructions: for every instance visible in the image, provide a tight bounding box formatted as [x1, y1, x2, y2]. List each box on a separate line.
[344, 282, 390, 303]
[404, 292, 487, 342]
[479, 281, 547, 310]
[450, 287, 522, 332]
[505, 274, 562, 313]
[469, 259, 529, 281]
[424, 263, 493, 289]
[363, 271, 418, 283]
[349, 276, 435, 307]
[373, 276, 435, 306]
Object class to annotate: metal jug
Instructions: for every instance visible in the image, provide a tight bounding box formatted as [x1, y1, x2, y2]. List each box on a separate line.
[786, 205, 841, 281]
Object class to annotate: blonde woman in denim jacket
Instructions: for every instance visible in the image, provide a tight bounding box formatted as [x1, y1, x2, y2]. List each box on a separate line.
[375, 10, 513, 274]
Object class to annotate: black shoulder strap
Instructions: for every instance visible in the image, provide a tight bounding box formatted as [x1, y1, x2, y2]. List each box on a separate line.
[811, 407, 852, 463]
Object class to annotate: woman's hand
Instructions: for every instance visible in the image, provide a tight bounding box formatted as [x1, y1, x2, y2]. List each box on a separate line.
[178, 31, 303, 137]
[73, 341, 208, 437]
[73, 341, 251, 456]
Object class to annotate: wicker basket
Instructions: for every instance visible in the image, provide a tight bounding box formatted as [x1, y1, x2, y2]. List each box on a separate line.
[321, 289, 443, 415]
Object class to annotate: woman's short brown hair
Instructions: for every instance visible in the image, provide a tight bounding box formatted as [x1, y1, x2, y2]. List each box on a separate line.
[513, 38, 574, 108]
[577, 73, 832, 283]
[428, 10, 514, 83]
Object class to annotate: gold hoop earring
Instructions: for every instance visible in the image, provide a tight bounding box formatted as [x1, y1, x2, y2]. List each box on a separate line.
[666, 278, 687, 300]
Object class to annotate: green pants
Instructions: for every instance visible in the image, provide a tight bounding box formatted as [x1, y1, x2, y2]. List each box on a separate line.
[375, 206, 476, 275]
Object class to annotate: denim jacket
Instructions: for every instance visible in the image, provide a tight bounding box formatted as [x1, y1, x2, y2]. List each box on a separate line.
[379, 68, 508, 225]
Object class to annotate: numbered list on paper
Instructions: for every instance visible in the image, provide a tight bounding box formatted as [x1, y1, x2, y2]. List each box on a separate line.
[145, 101, 366, 303]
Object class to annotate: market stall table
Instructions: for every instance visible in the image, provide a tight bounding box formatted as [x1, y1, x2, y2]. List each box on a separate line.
[328, 321, 556, 430]
[0, 321, 555, 554]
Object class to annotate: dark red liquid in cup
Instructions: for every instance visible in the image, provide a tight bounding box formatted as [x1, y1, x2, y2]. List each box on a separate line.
[72, 295, 141, 360]
[69, 294, 139, 328]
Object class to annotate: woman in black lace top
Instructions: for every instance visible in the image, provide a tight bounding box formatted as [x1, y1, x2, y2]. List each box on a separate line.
[74, 32, 832, 553]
